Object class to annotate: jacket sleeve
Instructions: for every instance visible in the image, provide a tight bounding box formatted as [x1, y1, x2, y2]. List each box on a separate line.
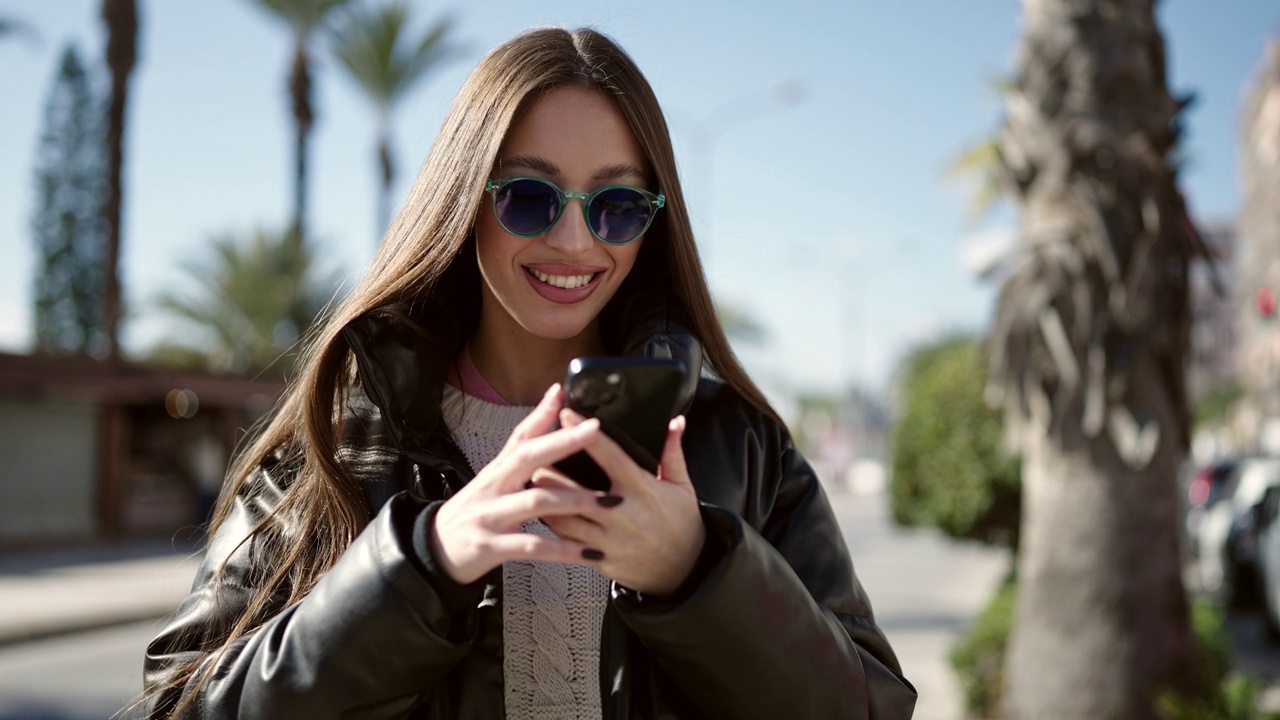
[142, 461, 484, 719]
[612, 402, 917, 720]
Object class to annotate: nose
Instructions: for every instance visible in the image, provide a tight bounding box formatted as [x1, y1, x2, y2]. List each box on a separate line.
[542, 199, 595, 254]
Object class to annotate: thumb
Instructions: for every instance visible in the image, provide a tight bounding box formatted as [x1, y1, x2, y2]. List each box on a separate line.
[658, 415, 691, 484]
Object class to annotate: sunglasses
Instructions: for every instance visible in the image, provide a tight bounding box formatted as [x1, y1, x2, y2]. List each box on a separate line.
[484, 176, 665, 246]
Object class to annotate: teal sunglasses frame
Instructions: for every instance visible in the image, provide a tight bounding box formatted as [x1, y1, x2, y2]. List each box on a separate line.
[483, 175, 666, 246]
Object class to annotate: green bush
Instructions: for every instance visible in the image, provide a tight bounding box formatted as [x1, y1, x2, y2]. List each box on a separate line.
[890, 335, 1021, 548]
[1157, 602, 1276, 720]
[950, 575, 1016, 719]
[950, 586, 1276, 720]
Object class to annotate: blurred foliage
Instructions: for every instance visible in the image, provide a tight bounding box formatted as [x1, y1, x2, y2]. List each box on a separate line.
[149, 227, 343, 374]
[1157, 601, 1278, 720]
[947, 76, 1014, 223]
[952, 587, 1276, 720]
[950, 574, 1015, 720]
[32, 43, 107, 356]
[247, 0, 354, 242]
[0, 15, 38, 46]
[715, 298, 767, 346]
[329, 0, 463, 236]
[948, 138, 1005, 222]
[890, 335, 1021, 548]
[1194, 383, 1244, 430]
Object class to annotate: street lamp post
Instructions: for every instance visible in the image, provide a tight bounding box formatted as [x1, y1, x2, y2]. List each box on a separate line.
[684, 80, 805, 270]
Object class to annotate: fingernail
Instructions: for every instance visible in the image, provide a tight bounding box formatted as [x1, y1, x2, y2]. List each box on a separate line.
[545, 383, 560, 398]
[523, 480, 534, 490]
[574, 418, 600, 436]
[582, 548, 605, 561]
[596, 495, 623, 508]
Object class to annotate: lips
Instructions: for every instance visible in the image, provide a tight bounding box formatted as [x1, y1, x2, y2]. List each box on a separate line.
[523, 263, 606, 304]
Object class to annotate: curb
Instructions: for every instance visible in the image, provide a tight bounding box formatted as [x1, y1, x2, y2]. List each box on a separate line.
[0, 607, 176, 648]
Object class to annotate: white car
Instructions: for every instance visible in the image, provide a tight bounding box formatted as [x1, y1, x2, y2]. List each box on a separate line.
[1257, 485, 1280, 636]
[1197, 457, 1280, 604]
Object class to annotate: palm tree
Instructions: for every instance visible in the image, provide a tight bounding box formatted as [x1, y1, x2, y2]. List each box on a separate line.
[987, 0, 1205, 717]
[100, 0, 138, 363]
[249, 0, 351, 249]
[329, 1, 461, 241]
[0, 16, 38, 46]
[152, 228, 342, 374]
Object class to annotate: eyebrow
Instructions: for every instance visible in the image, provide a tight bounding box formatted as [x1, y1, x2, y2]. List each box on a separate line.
[499, 154, 646, 182]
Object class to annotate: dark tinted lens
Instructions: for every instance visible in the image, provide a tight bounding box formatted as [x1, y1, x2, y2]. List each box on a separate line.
[495, 179, 560, 235]
[589, 188, 652, 243]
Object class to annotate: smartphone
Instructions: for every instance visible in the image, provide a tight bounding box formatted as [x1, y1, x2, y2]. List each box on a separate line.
[553, 356, 688, 492]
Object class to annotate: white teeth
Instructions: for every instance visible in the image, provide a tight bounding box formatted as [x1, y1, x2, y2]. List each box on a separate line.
[530, 269, 594, 289]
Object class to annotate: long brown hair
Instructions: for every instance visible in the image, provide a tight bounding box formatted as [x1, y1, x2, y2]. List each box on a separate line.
[150, 26, 780, 715]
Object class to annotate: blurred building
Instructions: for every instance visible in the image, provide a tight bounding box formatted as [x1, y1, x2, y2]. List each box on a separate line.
[0, 353, 283, 548]
[1188, 221, 1239, 404]
[1237, 39, 1280, 452]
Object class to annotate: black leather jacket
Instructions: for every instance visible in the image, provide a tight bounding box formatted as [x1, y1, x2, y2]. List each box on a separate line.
[143, 310, 916, 719]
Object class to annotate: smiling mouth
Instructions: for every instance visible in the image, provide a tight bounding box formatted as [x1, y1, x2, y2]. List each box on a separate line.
[526, 267, 601, 289]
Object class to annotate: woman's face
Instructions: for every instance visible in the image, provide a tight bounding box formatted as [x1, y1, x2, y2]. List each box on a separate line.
[474, 85, 650, 348]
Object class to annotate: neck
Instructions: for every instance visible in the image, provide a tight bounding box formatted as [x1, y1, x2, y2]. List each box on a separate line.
[469, 319, 605, 407]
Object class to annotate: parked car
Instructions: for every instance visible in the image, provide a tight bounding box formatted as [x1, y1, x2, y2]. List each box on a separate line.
[1257, 485, 1280, 637]
[1184, 459, 1239, 558]
[1196, 457, 1280, 607]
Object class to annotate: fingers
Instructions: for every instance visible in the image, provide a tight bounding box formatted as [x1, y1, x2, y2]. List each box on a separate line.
[494, 417, 600, 492]
[530, 466, 585, 491]
[542, 514, 608, 548]
[487, 486, 615, 527]
[657, 415, 691, 485]
[559, 407, 585, 428]
[508, 383, 564, 443]
[483, 533, 600, 567]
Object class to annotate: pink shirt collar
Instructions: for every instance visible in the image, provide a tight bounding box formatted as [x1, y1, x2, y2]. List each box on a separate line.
[448, 346, 510, 406]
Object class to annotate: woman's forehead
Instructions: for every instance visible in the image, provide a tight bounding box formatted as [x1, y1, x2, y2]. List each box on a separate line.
[497, 86, 647, 179]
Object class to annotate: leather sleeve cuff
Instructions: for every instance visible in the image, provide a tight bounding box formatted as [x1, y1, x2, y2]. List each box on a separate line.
[405, 500, 488, 614]
[612, 503, 733, 608]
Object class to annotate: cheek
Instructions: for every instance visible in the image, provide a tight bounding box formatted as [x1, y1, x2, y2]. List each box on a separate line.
[475, 218, 521, 273]
[609, 241, 643, 281]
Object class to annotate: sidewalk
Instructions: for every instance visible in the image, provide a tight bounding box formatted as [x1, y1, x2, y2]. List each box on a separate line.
[0, 499, 997, 719]
[0, 539, 203, 647]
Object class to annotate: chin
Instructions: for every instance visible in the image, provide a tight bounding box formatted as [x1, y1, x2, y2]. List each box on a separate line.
[518, 314, 597, 344]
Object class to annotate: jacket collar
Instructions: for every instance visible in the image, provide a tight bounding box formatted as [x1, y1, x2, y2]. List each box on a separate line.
[341, 304, 703, 454]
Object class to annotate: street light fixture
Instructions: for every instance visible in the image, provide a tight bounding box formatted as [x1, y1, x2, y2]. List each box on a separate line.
[684, 79, 805, 270]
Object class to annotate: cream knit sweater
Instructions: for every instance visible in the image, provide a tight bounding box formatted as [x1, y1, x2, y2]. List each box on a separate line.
[441, 384, 609, 720]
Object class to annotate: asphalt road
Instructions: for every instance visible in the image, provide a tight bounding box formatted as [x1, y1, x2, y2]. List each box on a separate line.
[0, 619, 154, 720]
[0, 486, 1011, 720]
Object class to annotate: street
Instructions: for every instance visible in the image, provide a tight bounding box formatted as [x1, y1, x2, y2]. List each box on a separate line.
[0, 487, 1009, 720]
[828, 488, 1010, 720]
[0, 620, 154, 719]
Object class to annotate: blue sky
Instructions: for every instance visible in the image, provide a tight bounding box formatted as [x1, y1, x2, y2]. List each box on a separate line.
[0, 1, 1276, 401]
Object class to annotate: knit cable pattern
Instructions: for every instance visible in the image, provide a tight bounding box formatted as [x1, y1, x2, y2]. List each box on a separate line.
[441, 385, 608, 720]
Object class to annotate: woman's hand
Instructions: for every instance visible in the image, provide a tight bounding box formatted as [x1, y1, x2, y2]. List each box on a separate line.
[430, 384, 618, 585]
[540, 410, 706, 597]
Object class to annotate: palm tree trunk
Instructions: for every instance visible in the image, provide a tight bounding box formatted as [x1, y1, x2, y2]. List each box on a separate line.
[1006, 357, 1198, 718]
[288, 39, 312, 251]
[990, 0, 1204, 716]
[101, 0, 137, 364]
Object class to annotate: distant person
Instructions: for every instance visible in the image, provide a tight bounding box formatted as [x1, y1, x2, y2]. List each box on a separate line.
[141, 27, 914, 719]
[187, 432, 224, 529]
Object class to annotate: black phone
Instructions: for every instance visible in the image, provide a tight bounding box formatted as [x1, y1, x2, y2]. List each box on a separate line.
[553, 356, 687, 492]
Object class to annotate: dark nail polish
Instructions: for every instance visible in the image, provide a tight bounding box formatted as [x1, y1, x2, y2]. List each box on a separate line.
[582, 548, 605, 561]
[596, 495, 623, 508]
[523, 480, 534, 490]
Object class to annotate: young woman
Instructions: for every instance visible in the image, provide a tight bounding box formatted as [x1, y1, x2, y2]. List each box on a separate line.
[142, 27, 916, 720]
